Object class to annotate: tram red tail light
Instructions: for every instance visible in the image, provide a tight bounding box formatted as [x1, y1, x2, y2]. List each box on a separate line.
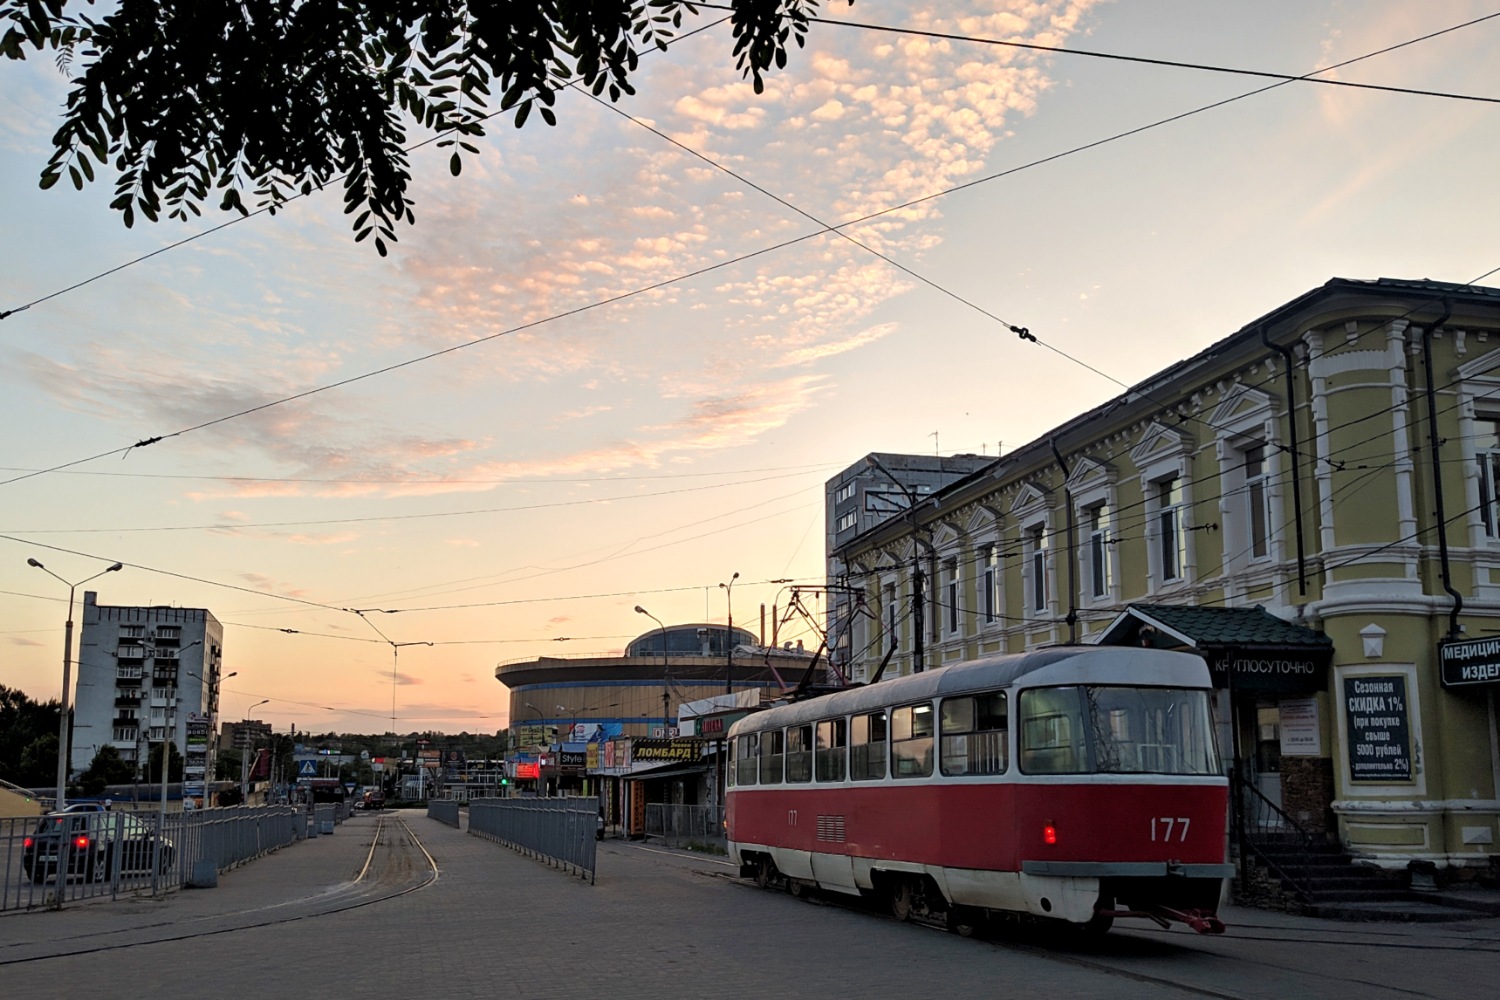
[1043, 823, 1057, 846]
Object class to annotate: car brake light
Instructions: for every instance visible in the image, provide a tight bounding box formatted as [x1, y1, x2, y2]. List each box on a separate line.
[1043, 823, 1058, 846]
[23, 836, 33, 848]
[74, 836, 91, 849]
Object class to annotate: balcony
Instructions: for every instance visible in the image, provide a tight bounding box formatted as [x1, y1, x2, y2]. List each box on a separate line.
[116, 674, 142, 687]
[117, 645, 146, 660]
[113, 717, 139, 729]
[114, 695, 142, 707]
[154, 648, 180, 661]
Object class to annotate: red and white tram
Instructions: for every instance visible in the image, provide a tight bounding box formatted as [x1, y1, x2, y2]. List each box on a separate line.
[726, 646, 1231, 934]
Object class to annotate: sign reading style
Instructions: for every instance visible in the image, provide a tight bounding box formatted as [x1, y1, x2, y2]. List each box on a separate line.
[1343, 675, 1412, 782]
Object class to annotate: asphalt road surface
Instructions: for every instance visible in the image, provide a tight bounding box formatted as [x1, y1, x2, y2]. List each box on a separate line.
[2, 810, 1497, 999]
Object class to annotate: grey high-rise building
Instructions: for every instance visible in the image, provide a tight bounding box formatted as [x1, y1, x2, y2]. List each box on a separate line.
[72, 592, 226, 785]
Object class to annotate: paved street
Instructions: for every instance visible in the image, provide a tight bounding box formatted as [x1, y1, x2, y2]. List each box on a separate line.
[3, 810, 1498, 999]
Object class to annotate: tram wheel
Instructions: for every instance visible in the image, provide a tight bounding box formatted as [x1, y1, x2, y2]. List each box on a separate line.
[947, 905, 981, 938]
[890, 878, 916, 922]
[1080, 895, 1115, 936]
[753, 857, 777, 891]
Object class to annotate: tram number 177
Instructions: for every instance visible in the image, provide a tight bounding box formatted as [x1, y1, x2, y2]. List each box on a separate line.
[1150, 817, 1191, 842]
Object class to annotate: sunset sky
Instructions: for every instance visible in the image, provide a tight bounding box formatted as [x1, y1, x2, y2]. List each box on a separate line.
[4, 1, 1500, 738]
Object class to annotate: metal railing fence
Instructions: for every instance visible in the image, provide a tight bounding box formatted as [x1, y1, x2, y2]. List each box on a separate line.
[1, 805, 303, 913]
[468, 798, 597, 884]
[643, 803, 724, 849]
[427, 799, 461, 827]
[1230, 769, 1323, 902]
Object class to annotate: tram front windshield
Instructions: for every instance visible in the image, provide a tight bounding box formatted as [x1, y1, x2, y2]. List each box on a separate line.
[1019, 685, 1218, 775]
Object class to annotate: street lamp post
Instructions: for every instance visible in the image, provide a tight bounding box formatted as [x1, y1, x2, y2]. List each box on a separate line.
[634, 606, 669, 736]
[27, 556, 123, 810]
[524, 703, 546, 796]
[713, 575, 738, 830]
[205, 669, 235, 808]
[718, 573, 739, 694]
[241, 699, 270, 803]
[184, 659, 229, 809]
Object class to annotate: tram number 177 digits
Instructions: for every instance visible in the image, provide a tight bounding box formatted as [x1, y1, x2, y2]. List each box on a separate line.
[1150, 817, 1191, 842]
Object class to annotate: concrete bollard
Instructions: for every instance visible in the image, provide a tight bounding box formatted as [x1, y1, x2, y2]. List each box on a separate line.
[189, 859, 219, 888]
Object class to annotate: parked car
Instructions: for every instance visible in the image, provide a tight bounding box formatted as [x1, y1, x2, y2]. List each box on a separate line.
[22, 812, 174, 883]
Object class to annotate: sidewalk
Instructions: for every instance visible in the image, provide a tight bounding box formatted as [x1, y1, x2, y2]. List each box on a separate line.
[1291, 882, 1500, 923]
[0, 809, 390, 962]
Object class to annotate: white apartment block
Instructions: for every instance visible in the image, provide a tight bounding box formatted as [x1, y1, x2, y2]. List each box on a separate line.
[72, 592, 225, 780]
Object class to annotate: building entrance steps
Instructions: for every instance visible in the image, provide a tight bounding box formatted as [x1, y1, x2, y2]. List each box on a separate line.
[1242, 836, 1500, 922]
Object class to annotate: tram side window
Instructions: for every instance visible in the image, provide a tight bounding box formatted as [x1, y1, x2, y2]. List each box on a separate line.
[891, 702, 935, 778]
[786, 724, 813, 782]
[815, 718, 847, 782]
[850, 710, 888, 780]
[734, 733, 759, 786]
[759, 729, 785, 784]
[1019, 686, 1085, 774]
[940, 691, 1008, 775]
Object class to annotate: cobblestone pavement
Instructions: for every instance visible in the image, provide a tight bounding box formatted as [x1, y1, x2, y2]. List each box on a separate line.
[3, 810, 1499, 999]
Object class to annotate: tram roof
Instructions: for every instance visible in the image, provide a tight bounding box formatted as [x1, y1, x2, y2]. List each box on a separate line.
[729, 646, 1211, 735]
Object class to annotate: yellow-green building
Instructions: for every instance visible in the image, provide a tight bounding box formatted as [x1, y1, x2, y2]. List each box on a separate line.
[831, 277, 1500, 873]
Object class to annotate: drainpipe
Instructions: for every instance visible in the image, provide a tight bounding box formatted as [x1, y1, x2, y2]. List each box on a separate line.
[1419, 299, 1462, 640]
[1049, 439, 1079, 643]
[1260, 326, 1308, 597]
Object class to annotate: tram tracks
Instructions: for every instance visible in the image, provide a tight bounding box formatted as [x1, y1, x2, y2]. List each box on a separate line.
[0, 814, 439, 967]
[709, 867, 1497, 998]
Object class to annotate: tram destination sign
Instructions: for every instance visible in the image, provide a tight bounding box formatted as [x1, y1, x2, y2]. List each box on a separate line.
[1438, 636, 1500, 688]
[1343, 675, 1412, 783]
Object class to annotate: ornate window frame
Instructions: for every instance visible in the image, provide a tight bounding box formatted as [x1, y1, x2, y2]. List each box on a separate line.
[1011, 483, 1054, 617]
[1067, 457, 1118, 609]
[1131, 421, 1195, 594]
[1209, 385, 1281, 578]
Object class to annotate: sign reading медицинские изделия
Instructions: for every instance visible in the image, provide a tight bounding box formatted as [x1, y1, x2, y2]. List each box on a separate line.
[1439, 636, 1500, 688]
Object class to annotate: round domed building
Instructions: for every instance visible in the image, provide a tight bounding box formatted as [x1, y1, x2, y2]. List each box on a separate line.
[496, 621, 819, 823]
